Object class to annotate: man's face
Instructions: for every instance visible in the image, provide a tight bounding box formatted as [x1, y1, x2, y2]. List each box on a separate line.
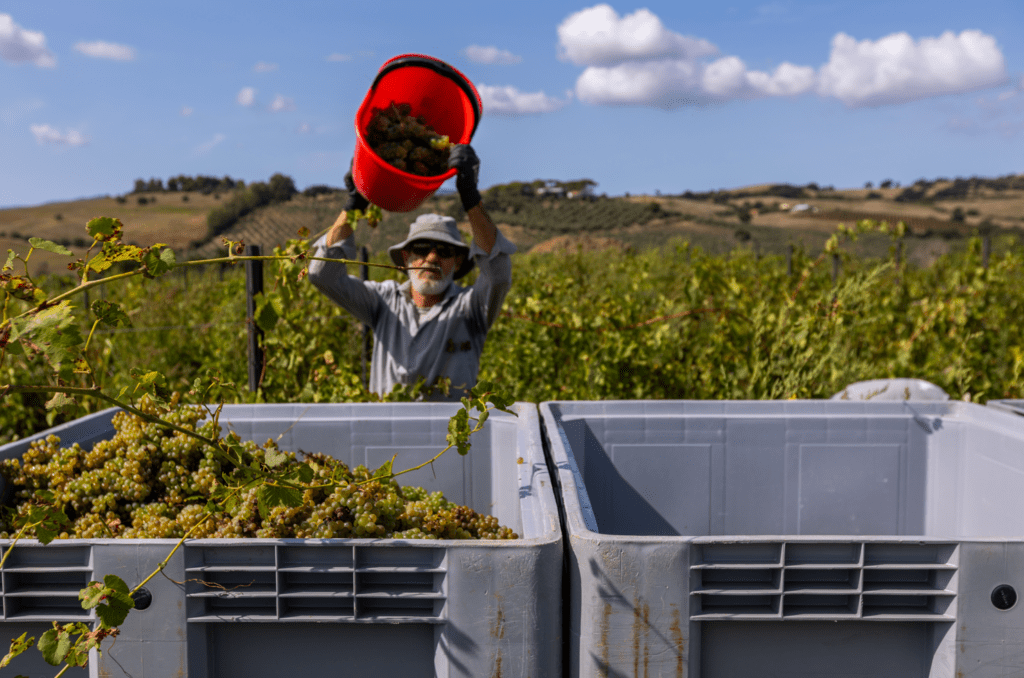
[401, 240, 465, 294]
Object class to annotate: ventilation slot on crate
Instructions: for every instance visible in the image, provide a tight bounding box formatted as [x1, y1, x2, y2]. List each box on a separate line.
[184, 544, 447, 623]
[692, 541, 957, 622]
[278, 569, 355, 620]
[1, 547, 92, 621]
[185, 567, 278, 621]
[355, 569, 446, 622]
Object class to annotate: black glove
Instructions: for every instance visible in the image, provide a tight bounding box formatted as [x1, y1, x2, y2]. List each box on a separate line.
[448, 144, 482, 211]
[343, 162, 370, 212]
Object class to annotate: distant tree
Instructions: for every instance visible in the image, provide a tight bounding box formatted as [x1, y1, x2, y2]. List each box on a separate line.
[951, 207, 965, 223]
[268, 173, 298, 202]
[146, 178, 163, 192]
[880, 179, 894, 189]
[864, 181, 873, 189]
[133, 179, 146, 193]
[302, 184, 339, 197]
[166, 178, 179, 191]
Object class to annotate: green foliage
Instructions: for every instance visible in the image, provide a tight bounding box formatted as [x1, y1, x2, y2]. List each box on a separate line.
[79, 574, 135, 629]
[480, 230, 1024, 403]
[3, 222, 1024, 449]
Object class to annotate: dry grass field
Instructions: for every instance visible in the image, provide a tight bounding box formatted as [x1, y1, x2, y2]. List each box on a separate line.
[4, 176, 1022, 276]
[0, 191, 226, 275]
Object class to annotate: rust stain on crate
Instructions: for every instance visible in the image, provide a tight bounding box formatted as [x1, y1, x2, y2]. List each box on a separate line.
[599, 601, 612, 677]
[632, 597, 651, 678]
[670, 606, 684, 678]
[493, 605, 506, 640]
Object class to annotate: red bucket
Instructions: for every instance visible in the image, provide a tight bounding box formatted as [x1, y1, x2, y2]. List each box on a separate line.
[352, 54, 482, 213]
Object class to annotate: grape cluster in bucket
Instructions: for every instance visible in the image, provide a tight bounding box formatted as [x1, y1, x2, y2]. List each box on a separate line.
[364, 102, 453, 177]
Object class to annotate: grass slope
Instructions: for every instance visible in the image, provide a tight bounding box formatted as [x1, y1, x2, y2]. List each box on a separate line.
[4, 175, 1023, 275]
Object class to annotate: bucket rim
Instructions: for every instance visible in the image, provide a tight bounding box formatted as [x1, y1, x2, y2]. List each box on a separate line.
[370, 53, 482, 138]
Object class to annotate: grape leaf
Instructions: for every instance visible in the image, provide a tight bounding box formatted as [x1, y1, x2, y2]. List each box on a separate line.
[0, 632, 35, 668]
[91, 300, 132, 328]
[79, 582, 107, 609]
[28, 237, 73, 256]
[87, 217, 122, 241]
[292, 462, 314, 484]
[86, 252, 113, 273]
[8, 301, 83, 381]
[254, 294, 279, 332]
[256, 484, 303, 520]
[38, 627, 71, 666]
[263, 447, 288, 468]
[371, 455, 395, 480]
[45, 392, 77, 413]
[80, 575, 134, 629]
[3, 249, 15, 271]
[142, 246, 176, 277]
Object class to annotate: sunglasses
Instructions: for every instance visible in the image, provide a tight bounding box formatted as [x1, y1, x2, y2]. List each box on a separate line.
[407, 241, 461, 259]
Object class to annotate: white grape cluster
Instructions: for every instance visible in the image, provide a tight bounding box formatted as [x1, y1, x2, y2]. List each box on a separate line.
[0, 397, 517, 541]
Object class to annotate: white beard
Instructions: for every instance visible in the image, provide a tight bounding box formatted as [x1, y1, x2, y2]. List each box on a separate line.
[410, 266, 454, 296]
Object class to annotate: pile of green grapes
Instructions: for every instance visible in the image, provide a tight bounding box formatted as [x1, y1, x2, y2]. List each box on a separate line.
[364, 101, 452, 176]
[0, 397, 517, 541]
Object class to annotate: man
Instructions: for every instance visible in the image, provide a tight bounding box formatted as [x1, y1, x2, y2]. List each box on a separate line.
[308, 145, 516, 400]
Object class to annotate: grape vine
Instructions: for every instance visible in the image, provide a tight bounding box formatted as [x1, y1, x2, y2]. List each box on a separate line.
[0, 215, 517, 675]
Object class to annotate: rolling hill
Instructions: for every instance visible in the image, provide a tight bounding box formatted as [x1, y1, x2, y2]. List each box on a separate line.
[4, 173, 1023, 276]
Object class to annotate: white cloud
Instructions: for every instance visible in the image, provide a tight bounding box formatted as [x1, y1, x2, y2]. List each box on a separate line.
[269, 94, 295, 112]
[557, 4, 716, 66]
[30, 124, 88, 146]
[180, 106, 193, 117]
[560, 5, 1008, 110]
[575, 57, 815, 108]
[298, 122, 311, 133]
[194, 133, 226, 155]
[0, 13, 56, 67]
[562, 4, 810, 108]
[817, 30, 1007, 107]
[465, 45, 523, 65]
[326, 53, 351, 62]
[237, 87, 256, 107]
[74, 40, 136, 61]
[254, 61, 278, 72]
[478, 84, 571, 115]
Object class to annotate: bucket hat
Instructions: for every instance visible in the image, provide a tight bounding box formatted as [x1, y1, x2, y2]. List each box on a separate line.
[388, 213, 474, 280]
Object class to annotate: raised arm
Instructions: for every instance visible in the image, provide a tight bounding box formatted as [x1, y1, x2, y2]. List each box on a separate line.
[448, 145, 498, 254]
[307, 169, 381, 326]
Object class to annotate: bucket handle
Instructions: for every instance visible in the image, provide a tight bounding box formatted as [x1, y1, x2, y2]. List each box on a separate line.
[370, 55, 482, 138]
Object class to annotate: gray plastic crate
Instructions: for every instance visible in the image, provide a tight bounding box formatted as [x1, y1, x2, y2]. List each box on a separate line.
[988, 399, 1024, 417]
[540, 399, 1024, 678]
[0, 403, 561, 678]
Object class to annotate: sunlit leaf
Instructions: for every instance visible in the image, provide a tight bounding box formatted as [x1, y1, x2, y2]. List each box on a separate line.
[38, 627, 71, 666]
[28, 237, 72, 256]
[87, 217, 122, 241]
[0, 632, 35, 668]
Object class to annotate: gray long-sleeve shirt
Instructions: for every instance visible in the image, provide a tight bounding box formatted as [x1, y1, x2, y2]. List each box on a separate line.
[308, 229, 516, 400]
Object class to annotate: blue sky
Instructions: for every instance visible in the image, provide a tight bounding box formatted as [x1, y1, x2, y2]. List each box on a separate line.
[1, 1, 1022, 208]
